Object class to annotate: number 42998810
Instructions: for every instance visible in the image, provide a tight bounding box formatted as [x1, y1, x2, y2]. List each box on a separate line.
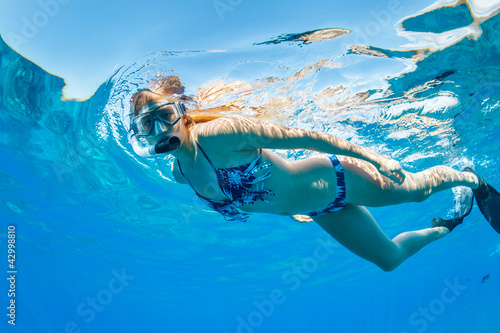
[8, 226, 15, 270]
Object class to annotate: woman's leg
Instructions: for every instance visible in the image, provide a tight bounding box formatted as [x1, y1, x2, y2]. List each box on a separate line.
[312, 204, 449, 271]
[338, 156, 479, 207]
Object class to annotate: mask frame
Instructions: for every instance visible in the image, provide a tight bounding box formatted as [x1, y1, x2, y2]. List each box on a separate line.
[131, 101, 186, 137]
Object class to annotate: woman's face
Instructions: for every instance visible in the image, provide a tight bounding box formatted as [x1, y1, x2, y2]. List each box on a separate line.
[136, 101, 186, 145]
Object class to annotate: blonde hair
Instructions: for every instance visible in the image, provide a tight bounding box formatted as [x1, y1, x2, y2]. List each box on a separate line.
[130, 89, 225, 131]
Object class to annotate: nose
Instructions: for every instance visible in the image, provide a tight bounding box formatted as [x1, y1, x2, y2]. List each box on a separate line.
[152, 119, 168, 136]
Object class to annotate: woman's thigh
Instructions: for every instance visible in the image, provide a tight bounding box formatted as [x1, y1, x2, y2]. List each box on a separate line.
[312, 204, 399, 268]
[338, 156, 474, 207]
[338, 156, 419, 206]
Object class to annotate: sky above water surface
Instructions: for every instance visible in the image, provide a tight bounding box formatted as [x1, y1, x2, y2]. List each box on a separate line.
[0, 0, 439, 99]
[1, 0, 498, 100]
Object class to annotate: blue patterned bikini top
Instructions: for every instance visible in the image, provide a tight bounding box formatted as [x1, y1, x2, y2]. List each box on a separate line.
[177, 141, 275, 222]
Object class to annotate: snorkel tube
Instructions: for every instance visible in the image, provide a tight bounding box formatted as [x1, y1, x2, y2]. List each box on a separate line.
[128, 132, 181, 157]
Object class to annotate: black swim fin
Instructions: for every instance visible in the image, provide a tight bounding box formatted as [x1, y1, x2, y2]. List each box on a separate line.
[432, 186, 474, 232]
[464, 167, 500, 234]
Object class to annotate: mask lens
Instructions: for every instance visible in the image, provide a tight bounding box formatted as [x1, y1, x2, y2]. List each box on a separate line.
[133, 113, 154, 136]
[156, 105, 179, 124]
[132, 102, 184, 137]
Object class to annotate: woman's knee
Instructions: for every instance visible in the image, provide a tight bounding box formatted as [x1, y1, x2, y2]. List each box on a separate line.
[378, 261, 400, 272]
[374, 253, 403, 272]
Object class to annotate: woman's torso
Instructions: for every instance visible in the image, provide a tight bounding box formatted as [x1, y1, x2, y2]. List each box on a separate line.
[174, 124, 340, 217]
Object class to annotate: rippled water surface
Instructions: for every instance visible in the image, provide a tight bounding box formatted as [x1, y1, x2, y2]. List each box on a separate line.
[1, 1, 500, 332]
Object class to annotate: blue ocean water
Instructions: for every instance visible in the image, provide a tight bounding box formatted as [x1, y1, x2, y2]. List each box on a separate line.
[1, 2, 500, 333]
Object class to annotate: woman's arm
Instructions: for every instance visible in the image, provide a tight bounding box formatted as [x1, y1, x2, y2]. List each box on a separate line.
[203, 115, 405, 184]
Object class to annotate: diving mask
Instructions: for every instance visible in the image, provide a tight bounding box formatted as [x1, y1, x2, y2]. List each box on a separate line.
[128, 101, 186, 157]
[131, 101, 186, 137]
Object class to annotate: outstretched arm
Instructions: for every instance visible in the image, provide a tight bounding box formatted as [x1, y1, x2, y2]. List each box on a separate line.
[202, 115, 405, 184]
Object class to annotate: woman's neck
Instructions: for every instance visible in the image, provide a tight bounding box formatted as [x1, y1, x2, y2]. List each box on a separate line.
[172, 124, 198, 167]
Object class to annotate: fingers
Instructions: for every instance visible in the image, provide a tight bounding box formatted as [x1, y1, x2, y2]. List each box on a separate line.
[381, 159, 405, 185]
[388, 173, 401, 184]
[396, 169, 406, 183]
[381, 168, 404, 185]
[389, 169, 405, 185]
[394, 173, 403, 184]
[290, 215, 313, 223]
[297, 215, 313, 223]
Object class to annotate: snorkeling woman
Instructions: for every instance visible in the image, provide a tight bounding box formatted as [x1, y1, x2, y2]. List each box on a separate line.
[128, 89, 500, 272]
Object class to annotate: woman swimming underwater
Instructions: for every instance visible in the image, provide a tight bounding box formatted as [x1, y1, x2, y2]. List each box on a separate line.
[127, 88, 500, 272]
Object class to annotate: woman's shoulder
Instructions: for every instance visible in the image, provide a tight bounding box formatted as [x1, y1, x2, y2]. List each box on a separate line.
[196, 115, 252, 139]
[195, 115, 258, 154]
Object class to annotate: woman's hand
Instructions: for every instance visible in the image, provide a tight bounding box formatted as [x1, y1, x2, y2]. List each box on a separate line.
[375, 157, 406, 185]
[290, 214, 313, 223]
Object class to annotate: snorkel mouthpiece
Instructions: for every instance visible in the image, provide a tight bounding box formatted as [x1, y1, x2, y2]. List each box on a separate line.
[154, 136, 181, 154]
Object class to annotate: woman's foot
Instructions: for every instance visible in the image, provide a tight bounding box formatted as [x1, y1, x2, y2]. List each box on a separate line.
[432, 216, 464, 232]
[432, 186, 473, 232]
[463, 167, 500, 233]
